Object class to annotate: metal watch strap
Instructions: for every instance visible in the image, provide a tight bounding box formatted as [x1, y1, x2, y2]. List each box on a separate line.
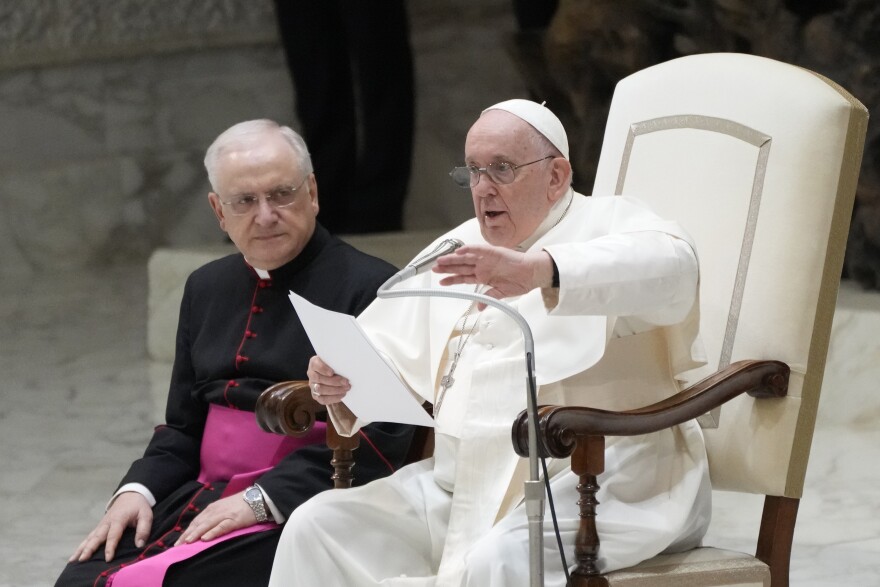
[244, 485, 269, 523]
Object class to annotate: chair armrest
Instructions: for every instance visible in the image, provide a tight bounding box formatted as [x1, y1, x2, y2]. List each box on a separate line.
[256, 380, 361, 488]
[512, 359, 789, 458]
[256, 380, 324, 436]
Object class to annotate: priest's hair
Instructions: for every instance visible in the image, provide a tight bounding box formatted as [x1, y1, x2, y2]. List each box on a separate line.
[204, 119, 313, 192]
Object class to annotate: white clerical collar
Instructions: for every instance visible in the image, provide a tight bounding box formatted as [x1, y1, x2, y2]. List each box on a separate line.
[515, 187, 574, 252]
[247, 262, 271, 279]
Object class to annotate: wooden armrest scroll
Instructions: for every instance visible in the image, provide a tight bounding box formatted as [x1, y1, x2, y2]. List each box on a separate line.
[256, 380, 360, 488]
[256, 380, 321, 436]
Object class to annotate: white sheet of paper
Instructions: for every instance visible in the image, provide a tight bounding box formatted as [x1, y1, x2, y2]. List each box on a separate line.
[289, 292, 434, 427]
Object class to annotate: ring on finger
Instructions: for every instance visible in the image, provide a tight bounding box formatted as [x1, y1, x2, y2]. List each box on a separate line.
[311, 383, 321, 397]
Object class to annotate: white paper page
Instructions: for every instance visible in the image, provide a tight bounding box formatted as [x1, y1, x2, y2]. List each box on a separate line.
[289, 292, 434, 427]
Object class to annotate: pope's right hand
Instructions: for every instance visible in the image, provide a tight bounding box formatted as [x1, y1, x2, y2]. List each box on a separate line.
[307, 355, 351, 405]
[70, 491, 152, 563]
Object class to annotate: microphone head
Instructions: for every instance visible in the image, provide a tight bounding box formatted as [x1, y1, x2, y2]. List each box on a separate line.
[406, 238, 465, 273]
[381, 237, 466, 289]
[445, 238, 464, 251]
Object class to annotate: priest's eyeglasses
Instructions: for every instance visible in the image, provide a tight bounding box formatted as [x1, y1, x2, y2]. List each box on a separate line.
[449, 155, 554, 189]
[218, 176, 309, 215]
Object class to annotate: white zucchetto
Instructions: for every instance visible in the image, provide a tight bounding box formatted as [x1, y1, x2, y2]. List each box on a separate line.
[482, 99, 569, 159]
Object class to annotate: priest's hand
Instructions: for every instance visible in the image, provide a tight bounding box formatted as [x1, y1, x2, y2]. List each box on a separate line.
[434, 245, 555, 309]
[307, 355, 350, 405]
[70, 491, 152, 563]
[174, 492, 257, 546]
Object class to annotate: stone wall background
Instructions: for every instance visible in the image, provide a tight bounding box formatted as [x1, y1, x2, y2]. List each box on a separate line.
[1, 0, 877, 290]
[0, 0, 288, 278]
[0, 0, 525, 278]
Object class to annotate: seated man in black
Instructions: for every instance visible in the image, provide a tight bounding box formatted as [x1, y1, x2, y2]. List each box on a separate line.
[55, 119, 415, 587]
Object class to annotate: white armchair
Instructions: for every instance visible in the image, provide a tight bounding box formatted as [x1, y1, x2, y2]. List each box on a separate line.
[511, 52, 869, 586]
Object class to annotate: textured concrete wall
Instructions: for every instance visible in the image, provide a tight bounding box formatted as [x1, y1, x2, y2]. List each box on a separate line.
[0, 0, 526, 278]
[0, 0, 292, 276]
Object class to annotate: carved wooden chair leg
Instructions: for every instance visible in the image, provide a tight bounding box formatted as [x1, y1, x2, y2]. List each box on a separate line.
[570, 434, 609, 587]
[326, 422, 359, 489]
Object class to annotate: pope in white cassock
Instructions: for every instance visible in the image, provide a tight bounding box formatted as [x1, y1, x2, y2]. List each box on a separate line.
[269, 99, 712, 586]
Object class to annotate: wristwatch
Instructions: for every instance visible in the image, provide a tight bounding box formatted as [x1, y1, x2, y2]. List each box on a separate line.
[243, 485, 270, 523]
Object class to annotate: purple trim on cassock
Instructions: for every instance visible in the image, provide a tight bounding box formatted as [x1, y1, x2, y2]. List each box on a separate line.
[197, 404, 325, 485]
[109, 405, 325, 587]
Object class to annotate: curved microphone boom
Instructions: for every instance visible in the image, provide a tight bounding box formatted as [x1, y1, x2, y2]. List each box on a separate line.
[376, 241, 546, 586]
[381, 238, 464, 289]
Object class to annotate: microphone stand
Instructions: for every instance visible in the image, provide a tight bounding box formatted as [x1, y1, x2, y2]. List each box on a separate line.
[377, 273, 545, 587]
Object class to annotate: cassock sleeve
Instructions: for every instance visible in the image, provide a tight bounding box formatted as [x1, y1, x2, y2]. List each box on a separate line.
[116, 277, 205, 502]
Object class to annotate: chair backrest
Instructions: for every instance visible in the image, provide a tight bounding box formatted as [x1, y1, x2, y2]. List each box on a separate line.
[591, 53, 867, 498]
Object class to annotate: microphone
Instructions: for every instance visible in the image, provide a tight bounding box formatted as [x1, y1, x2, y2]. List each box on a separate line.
[382, 238, 464, 288]
[374, 238, 544, 585]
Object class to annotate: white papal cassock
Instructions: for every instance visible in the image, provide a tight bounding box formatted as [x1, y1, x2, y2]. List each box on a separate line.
[270, 190, 711, 587]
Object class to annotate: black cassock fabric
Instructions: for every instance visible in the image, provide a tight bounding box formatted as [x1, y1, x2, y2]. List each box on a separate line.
[56, 224, 417, 586]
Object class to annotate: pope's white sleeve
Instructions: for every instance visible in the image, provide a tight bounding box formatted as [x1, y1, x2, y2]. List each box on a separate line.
[544, 231, 698, 325]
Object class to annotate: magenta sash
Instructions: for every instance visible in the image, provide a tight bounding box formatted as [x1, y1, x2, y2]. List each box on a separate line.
[197, 404, 326, 489]
[108, 404, 326, 587]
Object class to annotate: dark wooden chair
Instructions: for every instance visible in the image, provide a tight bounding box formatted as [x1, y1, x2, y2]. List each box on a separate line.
[508, 53, 868, 586]
[256, 380, 433, 488]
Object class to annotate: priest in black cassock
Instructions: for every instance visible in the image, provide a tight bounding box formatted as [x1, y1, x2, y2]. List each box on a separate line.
[55, 119, 416, 587]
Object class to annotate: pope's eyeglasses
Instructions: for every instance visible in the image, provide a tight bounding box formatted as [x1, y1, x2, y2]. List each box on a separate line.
[449, 155, 554, 189]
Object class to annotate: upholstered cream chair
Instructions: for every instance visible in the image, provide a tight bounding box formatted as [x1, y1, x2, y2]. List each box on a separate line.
[511, 53, 868, 586]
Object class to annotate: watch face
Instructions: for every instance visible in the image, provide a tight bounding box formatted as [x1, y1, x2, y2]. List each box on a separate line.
[245, 487, 261, 501]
